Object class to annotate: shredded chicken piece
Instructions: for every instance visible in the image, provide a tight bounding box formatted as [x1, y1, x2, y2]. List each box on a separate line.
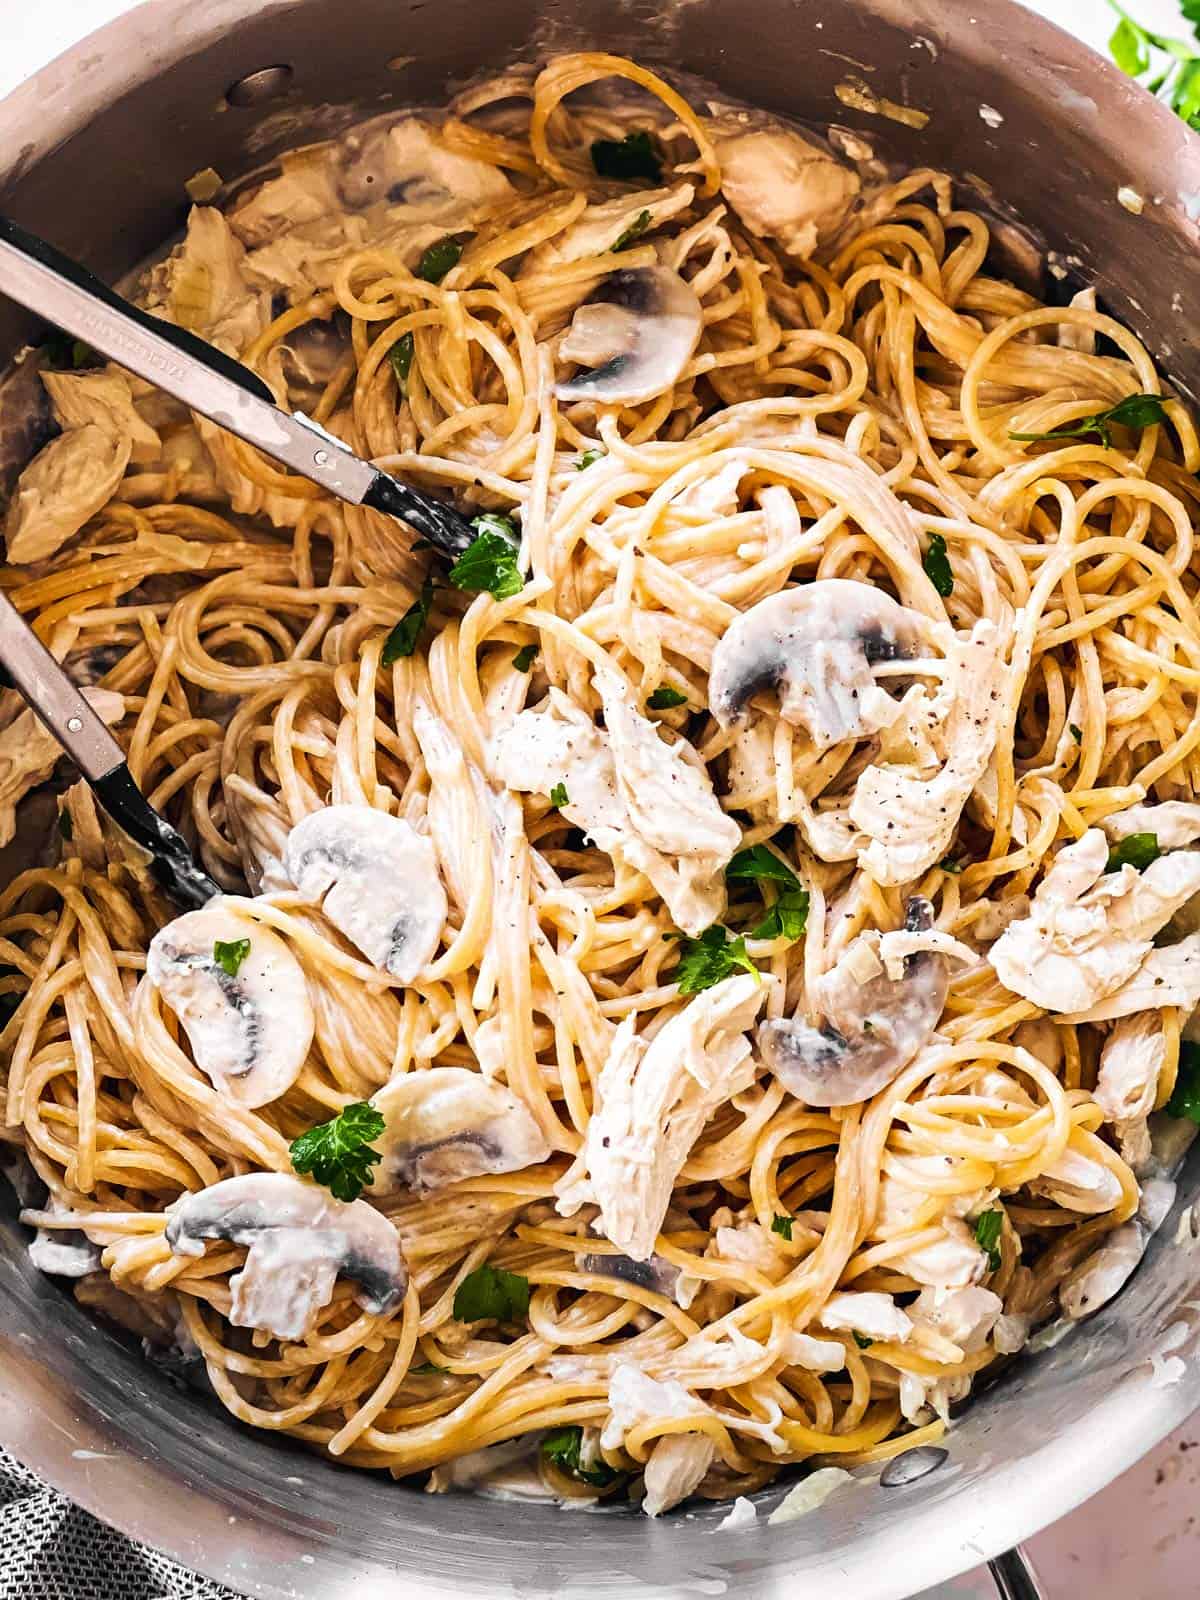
[143, 205, 269, 356]
[991, 828, 1200, 1014]
[4, 424, 129, 565]
[818, 1291, 913, 1342]
[0, 690, 124, 847]
[909, 1285, 1002, 1353]
[1102, 800, 1200, 849]
[1095, 1012, 1165, 1125]
[851, 618, 1011, 886]
[555, 974, 768, 1260]
[1029, 1144, 1124, 1214]
[494, 677, 739, 935]
[713, 125, 860, 257]
[642, 1434, 715, 1517]
[528, 183, 695, 268]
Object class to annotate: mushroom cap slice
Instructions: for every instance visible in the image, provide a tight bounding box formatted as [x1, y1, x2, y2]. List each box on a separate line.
[708, 579, 931, 749]
[146, 904, 313, 1109]
[165, 1171, 407, 1342]
[368, 1066, 551, 1194]
[284, 805, 447, 982]
[760, 898, 949, 1106]
[556, 266, 703, 407]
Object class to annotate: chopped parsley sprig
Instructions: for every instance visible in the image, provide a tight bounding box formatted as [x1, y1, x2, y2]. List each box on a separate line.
[974, 1208, 1004, 1272]
[1106, 831, 1161, 872]
[590, 130, 662, 182]
[290, 1101, 386, 1202]
[727, 844, 810, 943]
[213, 938, 250, 978]
[1167, 1039, 1200, 1123]
[448, 514, 524, 599]
[381, 575, 435, 664]
[923, 532, 954, 597]
[1010, 393, 1168, 449]
[669, 925, 760, 994]
[453, 1263, 531, 1323]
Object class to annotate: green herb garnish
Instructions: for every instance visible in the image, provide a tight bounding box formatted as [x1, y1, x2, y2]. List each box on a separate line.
[416, 235, 465, 283]
[612, 208, 652, 251]
[727, 844, 801, 889]
[43, 332, 95, 370]
[1069, 723, 1084, 743]
[541, 1425, 619, 1487]
[1167, 1039, 1200, 1123]
[381, 575, 434, 664]
[388, 331, 415, 395]
[974, 1208, 1004, 1272]
[549, 782, 569, 808]
[647, 685, 688, 710]
[771, 1214, 794, 1241]
[1010, 392, 1168, 449]
[923, 532, 954, 597]
[939, 856, 964, 874]
[575, 447, 606, 470]
[410, 1361, 448, 1375]
[213, 938, 251, 978]
[1108, 2, 1200, 130]
[670, 925, 760, 995]
[453, 1263, 531, 1323]
[58, 809, 73, 841]
[753, 889, 810, 942]
[590, 129, 662, 183]
[512, 643, 539, 672]
[853, 1332, 873, 1349]
[289, 1101, 386, 1202]
[1106, 831, 1161, 873]
[448, 518, 524, 600]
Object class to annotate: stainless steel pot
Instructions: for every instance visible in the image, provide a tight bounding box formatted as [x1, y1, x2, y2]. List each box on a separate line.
[0, 2, 1198, 1596]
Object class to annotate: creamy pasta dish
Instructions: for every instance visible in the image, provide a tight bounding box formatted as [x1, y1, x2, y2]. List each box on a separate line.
[2, 50, 1199, 1516]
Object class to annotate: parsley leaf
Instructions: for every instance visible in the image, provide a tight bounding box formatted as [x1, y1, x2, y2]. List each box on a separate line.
[388, 331, 415, 395]
[290, 1100, 386, 1202]
[453, 1263, 531, 1323]
[923, 532, 954, 597]
[381, 575, 434, 664]
[771, 1214, 793, 1241]
[448, 518, 524, 600]
[1167, 1040, 1200, 1123]
[753, 888, 811, 942]
[647, 685, 688, 710]
[974, 1208, 1004, 1272]
[852, 1332, 873, 1349]
[541, 1425, 619, 1487]
[727, 844, 801, 889]
[575, 447, 605, 470]
[1069, 723, 1084, 743]
[671, 925, 760, 994]
[612, 208, 652, 251]
[1010, 393, 1168, 449]
[1110, 14, 1150, 75]
[512, 642, 539, 672]
[1109, 4, 1200, 128]
[410, 1360, 448, 1375]
[1106, 831, 1161, 872]
[590, 129, 662, 183]
[213, 937, 251, 978]
[58, 809, 73, 841]
[42, 332, 96, 370]
[416, 235, 465, 283]
[939, 856, 964, 875]
[549, 781, 569, 807]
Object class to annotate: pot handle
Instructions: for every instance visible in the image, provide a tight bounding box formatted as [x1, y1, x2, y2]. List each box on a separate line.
[987, 1547, 1045, 1599]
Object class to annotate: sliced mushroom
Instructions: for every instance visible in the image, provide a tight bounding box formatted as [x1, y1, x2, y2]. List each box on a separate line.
[165, 1171, 407, 1341]
[284, 805, 447, 982]
[708, 579, 932, 749]
[556, 266, 703, 406]
[146, 904, 313, 1108]
[576, 1251, 681, 1299]
[335, 117, 513, 214]
[760, 898, 952, 1106]
[367, 1066, 550, 1194]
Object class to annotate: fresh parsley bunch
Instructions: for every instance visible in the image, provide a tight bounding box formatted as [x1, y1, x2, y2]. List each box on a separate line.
[1109, 1, 1200, 127]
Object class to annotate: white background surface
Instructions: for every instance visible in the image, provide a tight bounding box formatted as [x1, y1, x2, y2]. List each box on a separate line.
[2, 2, 1199, 1597]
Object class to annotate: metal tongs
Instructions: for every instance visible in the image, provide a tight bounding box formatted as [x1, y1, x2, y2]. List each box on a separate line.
[0, 214, 476, 908]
